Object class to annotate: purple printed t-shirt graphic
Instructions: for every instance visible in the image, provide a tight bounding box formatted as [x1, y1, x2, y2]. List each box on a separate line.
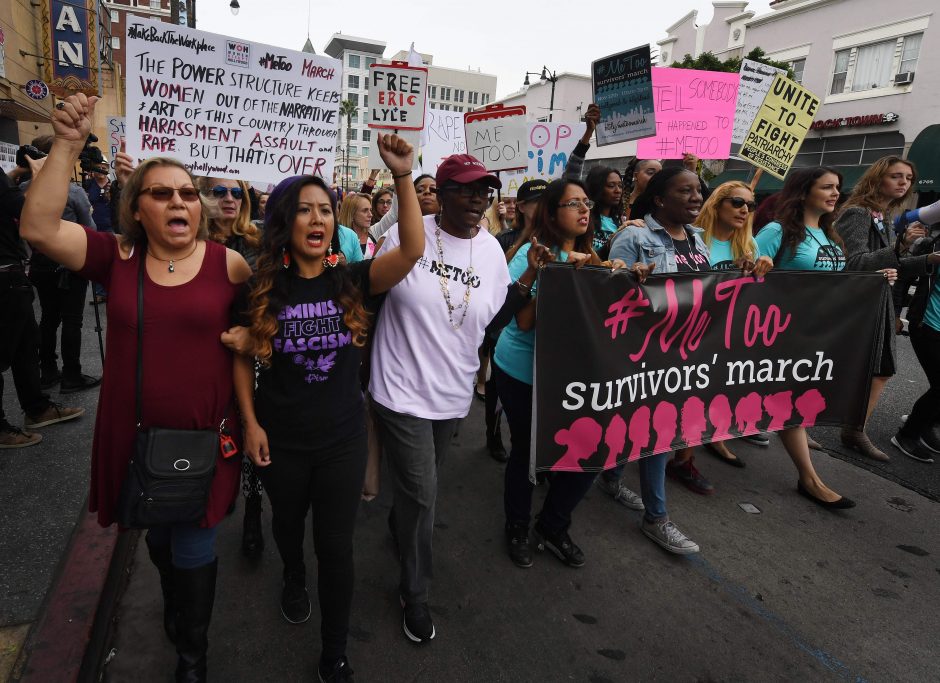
[274, 298, 352, 383]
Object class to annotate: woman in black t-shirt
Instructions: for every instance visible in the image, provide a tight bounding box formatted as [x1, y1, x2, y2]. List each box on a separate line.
[232, 134, 423, 682]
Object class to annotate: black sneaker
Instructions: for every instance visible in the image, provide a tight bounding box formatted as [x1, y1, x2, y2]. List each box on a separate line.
[280, 571, 311, 624]
[504, 521, 533, 568]
[487, 435, 508, 462]
[400, 598, 435, 643]
[60, 374, 101, 394]
[891, 433, 935, 463]
[318, 656, 354, 682]
[533, 520, 585, 568]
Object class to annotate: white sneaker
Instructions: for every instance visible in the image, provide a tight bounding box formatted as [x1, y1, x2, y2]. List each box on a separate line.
[596, 476, 645, 510]
[641, 518, 700, 555]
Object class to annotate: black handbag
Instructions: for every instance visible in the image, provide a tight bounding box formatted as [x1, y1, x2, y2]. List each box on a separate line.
[115, 251, 220, 528]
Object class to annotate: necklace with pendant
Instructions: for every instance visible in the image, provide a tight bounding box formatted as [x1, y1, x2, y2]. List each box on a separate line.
[147, 241, 199, 273]
[435, 219, 475, 330]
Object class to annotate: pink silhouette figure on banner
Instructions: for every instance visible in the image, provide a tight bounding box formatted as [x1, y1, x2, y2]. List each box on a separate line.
[627, 406, 652, 462]
[602, 414, 628, 470]
[795, 388, 827, 427]
[652, 401, 678, 453]
[764, 391, 794, 432]
[680, 396, 707, 447]
[551, 417, 603, 472]
[735, 392, 764, 435]
[708, 394, 734, 442]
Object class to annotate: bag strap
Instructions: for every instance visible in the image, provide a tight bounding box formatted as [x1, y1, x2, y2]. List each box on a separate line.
[136, 246, 145, 431]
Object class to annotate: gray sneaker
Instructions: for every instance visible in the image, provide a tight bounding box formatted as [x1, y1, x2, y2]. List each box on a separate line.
[596, 476, 644, 511]
[641, 518, 700, 555]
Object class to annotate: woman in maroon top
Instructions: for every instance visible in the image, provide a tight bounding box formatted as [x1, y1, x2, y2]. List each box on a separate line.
[21, 93, 251, 683]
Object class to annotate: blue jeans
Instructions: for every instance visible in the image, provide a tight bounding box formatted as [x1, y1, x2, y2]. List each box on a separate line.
[603, 453, 669, 522]
[146, 524, 218, 569]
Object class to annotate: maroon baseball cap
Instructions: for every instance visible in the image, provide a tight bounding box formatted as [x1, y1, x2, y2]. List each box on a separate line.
[435, 154, 502, 189]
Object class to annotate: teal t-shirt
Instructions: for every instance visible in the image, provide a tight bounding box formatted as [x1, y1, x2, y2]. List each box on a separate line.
[923, 283, 940, 332]
[708, 237, 761, 271]
[338, 225, 363, 263]
[754, 222, 844, 271]
[592, 215, 618, 253]
[494, 242, 568, 385]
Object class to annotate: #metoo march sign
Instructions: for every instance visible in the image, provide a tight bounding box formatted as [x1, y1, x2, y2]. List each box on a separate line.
[732, 59, 785, 148]
[464, 104, 528, 172]
[591, 44, 656, 146]
[368, 61, 427, 130]
[636, 68, 739, 159]
[125, 17, 341, 183]
[739, 74, 819, 180]
[533, 267, 885, 473]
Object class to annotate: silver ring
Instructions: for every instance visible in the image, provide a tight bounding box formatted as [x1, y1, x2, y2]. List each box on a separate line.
[55, 102, 66, 110]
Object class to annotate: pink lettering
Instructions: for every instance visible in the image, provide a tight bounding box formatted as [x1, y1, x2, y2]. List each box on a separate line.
[629, 279, 710, 361]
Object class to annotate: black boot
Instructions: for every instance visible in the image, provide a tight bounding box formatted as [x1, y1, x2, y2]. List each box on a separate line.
[241, 493, 264, 558]
[144, 535, 177, 644]
[174, 559, 217, 683]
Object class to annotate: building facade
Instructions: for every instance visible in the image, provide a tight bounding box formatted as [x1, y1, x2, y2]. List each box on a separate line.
[657, 0, 939, 195]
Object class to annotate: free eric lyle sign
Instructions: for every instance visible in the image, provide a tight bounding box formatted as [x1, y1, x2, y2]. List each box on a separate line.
[368, 61, 428, 131]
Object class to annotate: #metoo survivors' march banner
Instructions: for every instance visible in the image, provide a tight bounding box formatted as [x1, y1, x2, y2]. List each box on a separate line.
[533, 267, 886, 473]
[125, 17, 341, 183]
[636, 68, 739, 159]
[739, 74, 819, 180]
[591, 45, 656, 146]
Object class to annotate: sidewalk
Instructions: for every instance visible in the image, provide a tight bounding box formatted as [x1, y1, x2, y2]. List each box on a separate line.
[99, 402, 940, 682]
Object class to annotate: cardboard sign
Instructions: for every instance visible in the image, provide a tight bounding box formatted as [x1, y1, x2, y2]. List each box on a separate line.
[368, 61, 428, 131]
[592, 45, 656, 146]
[636, 68, 739, 159]
[501, 121, 587, 197]
[107, 116, 125, 170]
[420, 106, 467, 174]
[732, 59, 785, 147]
[739, 74, 819, 180]
[125, 17, 342, 183]
[464, 104, 528, 172]
[0, 141, 17, 174]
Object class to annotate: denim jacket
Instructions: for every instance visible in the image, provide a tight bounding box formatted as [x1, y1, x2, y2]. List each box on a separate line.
[608, 214, 710, 273]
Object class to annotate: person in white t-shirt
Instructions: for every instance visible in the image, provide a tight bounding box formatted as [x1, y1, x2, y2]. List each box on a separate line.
[369, 154, 511, 644]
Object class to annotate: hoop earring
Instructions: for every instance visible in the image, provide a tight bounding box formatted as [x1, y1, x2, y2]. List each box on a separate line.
[323, 244, 339, 268]
[282, 248, 290, 269]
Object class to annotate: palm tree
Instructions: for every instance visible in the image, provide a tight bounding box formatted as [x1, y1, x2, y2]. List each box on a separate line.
[338, 99, 357, 192]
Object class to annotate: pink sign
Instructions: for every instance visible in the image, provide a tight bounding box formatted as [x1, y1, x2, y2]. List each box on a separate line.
[636, 68, 739, 159]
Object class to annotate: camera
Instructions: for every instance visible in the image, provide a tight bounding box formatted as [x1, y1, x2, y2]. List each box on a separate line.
[15, 144, 47, 167]
[79, 134, 107, 174]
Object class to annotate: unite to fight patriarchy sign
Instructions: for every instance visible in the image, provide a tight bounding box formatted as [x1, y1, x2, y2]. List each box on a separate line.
[533, 266, 885, 473]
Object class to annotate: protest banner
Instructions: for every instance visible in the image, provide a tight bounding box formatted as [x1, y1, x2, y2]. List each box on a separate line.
[502, 121, 586, 197]
[533, 266, 885, 473]
[591, 44, 656, 146]
[125, 17, 342, 184]
[739, 74, 819, 180]
[636, 68, 739, 159]
[0, 141, 17, 174]
[420, 106, 466, 175]
[368, 61, 427, 131]
[731, 59, 785, 148]
[464, 104, 528, 172]
[107, 116, 125, 170]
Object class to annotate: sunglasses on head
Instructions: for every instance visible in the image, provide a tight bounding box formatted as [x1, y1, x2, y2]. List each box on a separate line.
[139, 186, 201, 202]
[206, 185, 244, 200]
[725, 196, 757, 212]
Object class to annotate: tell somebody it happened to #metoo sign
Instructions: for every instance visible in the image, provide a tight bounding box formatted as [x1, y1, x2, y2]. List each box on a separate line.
[636, 68, 739, 159]
[125, 18, 341, 183]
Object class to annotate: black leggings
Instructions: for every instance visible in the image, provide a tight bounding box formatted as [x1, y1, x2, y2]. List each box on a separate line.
[258, 431, 367, 661]
[900, 324, 940, 437]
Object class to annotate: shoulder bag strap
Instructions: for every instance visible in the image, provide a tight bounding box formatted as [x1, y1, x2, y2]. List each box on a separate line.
[136, 247, 144, 431]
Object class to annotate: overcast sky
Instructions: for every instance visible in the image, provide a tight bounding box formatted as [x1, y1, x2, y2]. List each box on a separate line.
[196, 0, 774, 99]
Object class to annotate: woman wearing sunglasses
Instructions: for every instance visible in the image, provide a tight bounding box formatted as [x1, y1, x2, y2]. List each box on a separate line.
[199, 178, 262, 271]
[20, 93, 252, 682]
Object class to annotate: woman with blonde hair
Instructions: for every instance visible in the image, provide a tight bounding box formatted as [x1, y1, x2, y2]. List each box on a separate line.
[338, 192, 376, 258]
[198, 177, 262, 269]
[835, 156, 929, 461]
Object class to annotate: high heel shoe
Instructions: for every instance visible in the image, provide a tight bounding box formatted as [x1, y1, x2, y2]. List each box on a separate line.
[796, 481, 856, 510]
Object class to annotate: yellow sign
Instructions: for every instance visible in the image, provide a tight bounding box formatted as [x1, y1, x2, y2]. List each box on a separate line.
[739, 74, 819, 180]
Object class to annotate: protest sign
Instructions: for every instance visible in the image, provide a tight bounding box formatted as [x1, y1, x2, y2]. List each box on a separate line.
[107, 116, 125, 170]
[368, 61, 427, 131]
[739, 74, 819, 180]
[464, 105, 528, 172]
[533, 266, 884, 473]
[420, 106, 466, 175]
[732, 59, 785, 147]
[125, 17, 342, 183]
[591, 45, 656, 146]
[0, 141, 17, 174]
[636, 68, 739, 159]
[501, 121, 586, 197]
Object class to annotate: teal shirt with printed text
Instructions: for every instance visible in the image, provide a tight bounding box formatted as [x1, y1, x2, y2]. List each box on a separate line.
[754, 222, 844, 271]
[707, 236, 761, 271]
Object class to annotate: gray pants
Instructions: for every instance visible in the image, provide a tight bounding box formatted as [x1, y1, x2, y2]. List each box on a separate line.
[372, 401, 460, 604]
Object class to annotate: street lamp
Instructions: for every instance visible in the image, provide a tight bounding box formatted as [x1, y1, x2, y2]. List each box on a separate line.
[229, 0, 240, 15]
[523, 66, 558, 122]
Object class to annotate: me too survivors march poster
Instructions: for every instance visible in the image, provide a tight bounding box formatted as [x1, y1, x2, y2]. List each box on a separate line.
[533, 266, 886, 474]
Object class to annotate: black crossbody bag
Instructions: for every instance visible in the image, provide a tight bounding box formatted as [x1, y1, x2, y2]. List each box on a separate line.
[116, 251, 220, 528]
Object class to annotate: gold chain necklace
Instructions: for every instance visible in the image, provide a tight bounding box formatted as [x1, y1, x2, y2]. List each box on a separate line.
[434, 219, 475, 330]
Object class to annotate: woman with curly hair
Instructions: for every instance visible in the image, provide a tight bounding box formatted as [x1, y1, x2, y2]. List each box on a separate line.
[232, 135, 423, 682]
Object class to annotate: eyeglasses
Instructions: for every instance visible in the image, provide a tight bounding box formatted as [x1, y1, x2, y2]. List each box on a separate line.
[443, 185, 494, 201]
[725, 196, 757, 212]
[377, 199, 393, 206]
[205, 185, 244, 200]
[558, 199, 596, 211]
[139, 186, 201, 202]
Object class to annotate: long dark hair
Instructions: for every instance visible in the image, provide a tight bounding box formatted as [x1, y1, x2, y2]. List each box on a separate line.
[246, 176, 369, 365]
[773, 166, 844, 261]
[585, 166, 624, 235]
[531, 179, 594, 255]
[630, 167, 692, 221]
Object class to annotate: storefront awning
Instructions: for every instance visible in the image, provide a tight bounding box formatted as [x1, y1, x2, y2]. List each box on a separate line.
[907, 124, 940, 191]
[0, 98, 51, 123]
[710, 165, 865, 194]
